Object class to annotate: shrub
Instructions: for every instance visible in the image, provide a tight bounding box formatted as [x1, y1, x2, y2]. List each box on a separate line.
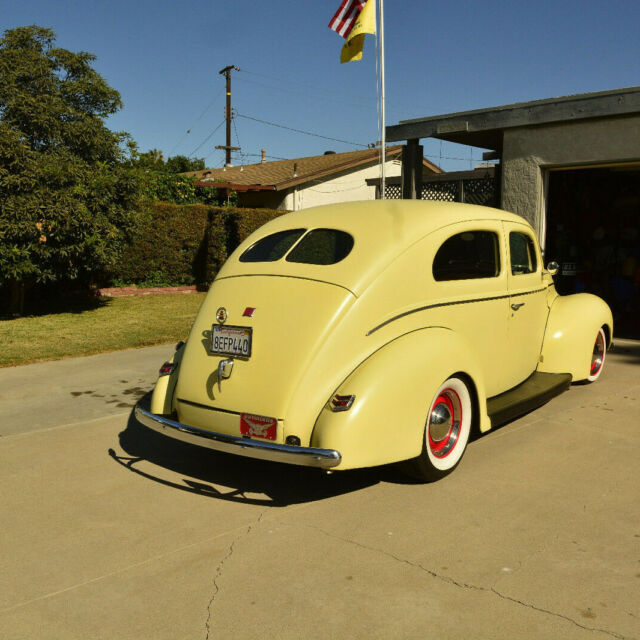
[111, 202, 286, 287]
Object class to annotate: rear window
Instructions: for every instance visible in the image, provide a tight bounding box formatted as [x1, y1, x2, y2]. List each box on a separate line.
[433, 231, 500, 281]
[285, 229, 354, 265]
[239, 229, 306, 262]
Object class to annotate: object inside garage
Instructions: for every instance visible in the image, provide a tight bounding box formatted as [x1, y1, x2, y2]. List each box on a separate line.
[545, 165, 640, 338]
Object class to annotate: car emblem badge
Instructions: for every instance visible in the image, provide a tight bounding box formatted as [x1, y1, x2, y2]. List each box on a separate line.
[216, 307, 228, 324]
[243, 307, 256, 317]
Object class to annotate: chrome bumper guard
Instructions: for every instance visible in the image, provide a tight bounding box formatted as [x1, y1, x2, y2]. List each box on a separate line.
[134, 401, 342, 470]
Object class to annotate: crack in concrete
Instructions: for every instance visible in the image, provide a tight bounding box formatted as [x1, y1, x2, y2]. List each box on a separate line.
[204, 511, 265, 640]
[303, 524, 636, 640]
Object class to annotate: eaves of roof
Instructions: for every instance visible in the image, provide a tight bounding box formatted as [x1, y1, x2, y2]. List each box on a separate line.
[387, 85, 640, 152]
[194, 181, 275, 192]
[272, 147, 403, 191]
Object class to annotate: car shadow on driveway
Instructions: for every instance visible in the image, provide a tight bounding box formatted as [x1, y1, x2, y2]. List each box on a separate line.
[108, 410, 416, 507]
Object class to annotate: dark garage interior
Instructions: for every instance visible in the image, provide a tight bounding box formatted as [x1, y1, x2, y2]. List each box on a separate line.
[545, 165, 640, 339]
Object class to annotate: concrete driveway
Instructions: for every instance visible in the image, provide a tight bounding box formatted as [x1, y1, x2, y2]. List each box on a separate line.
[0, 343, 638, 639]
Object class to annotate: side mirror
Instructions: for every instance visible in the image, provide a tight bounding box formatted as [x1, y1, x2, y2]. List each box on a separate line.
[546, 261, 559, 276]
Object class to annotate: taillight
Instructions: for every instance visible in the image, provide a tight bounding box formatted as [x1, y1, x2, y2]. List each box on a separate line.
[330, 394, 355, 412]
[159, 362, 176, 376]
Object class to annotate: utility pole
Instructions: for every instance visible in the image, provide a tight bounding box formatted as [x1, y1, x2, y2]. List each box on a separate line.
[216, 65, 240, 166]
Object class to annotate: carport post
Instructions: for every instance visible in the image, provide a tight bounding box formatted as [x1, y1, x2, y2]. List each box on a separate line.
[401, 139, 423, 199]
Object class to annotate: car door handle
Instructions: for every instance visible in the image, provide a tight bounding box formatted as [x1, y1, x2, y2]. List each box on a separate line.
[511, 302, 525, 311]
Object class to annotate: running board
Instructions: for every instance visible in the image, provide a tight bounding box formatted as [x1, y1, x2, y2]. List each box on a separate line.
[487, 372, 572, 427]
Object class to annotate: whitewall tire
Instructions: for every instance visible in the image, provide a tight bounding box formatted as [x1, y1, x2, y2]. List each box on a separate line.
[407, 376, 472, 482]
[587, 327, 607, 383]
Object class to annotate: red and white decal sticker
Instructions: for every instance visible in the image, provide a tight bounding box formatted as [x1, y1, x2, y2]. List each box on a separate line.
[240, 413, 277, 441]
[243, 307, 256, 317]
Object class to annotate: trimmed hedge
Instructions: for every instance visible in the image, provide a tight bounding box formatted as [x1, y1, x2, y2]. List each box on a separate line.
[112, 202, 286, 287]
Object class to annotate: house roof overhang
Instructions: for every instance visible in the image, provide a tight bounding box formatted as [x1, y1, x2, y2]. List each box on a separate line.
[187, 146, 443, 194]
[386, 86, 640, 152]
[194, 181, 275, 192]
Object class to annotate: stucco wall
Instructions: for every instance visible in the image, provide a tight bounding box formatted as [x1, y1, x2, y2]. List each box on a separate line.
[286, 159, 402, 211]
[501, 115, 640, 233]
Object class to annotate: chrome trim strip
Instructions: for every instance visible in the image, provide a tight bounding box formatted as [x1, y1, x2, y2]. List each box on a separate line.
[367, 286, 548, 336]
[134, 402, 342, 470]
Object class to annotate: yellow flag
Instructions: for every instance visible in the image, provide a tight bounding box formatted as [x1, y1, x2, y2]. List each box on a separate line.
[340, 0, 376, 63]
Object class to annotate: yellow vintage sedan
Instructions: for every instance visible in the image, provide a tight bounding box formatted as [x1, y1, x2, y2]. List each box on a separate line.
[135, 201, 613, 481]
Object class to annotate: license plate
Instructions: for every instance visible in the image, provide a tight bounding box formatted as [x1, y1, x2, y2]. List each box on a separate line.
[210, 325, 252, 358]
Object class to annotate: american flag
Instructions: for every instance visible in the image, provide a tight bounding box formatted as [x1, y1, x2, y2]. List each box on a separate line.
[328, 0, 367, 38]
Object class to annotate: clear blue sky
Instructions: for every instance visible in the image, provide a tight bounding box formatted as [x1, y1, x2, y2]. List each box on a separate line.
[3, 0, 639, 171]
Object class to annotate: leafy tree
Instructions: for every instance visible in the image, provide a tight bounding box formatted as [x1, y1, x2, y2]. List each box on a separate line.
[131, 150, 205, 174]
[130, 148, 232, 206]
[0, 25, 142, 314]
[165, 154, 205, 173]
[134, 148, 166, 170]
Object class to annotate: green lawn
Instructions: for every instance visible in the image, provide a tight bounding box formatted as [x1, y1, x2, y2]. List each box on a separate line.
[0, 293, 206, 367]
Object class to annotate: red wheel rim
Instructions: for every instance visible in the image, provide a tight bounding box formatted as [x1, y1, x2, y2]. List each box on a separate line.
[590, 331, 605, 376]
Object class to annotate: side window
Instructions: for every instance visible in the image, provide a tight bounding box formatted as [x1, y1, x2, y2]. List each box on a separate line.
[509, 232, 538, 275]
[239, 229, 306, 262]
[433, 231, 500, 281]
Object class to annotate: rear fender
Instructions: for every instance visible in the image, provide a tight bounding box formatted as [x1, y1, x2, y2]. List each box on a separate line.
[538, 293, 613, 381]
[150, 344, 185, 415]
[310, 327, 490, 470]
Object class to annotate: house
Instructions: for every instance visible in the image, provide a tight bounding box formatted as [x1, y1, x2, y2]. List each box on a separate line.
[185, 146, 441, 211]
[387, 87, 640, 337]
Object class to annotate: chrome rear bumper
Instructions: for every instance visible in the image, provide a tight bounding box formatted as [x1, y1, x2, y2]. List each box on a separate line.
[134, 401, 342, 470]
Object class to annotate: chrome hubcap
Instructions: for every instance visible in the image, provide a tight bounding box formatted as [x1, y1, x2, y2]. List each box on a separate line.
[428, 389, 462, 458]
[429, 404, 452, 441]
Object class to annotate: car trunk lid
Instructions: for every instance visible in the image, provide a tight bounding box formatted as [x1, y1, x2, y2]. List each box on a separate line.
[175, 275, 354, 440]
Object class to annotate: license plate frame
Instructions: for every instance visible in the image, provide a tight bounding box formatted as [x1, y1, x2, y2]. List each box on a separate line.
[210, 324, 253, 358]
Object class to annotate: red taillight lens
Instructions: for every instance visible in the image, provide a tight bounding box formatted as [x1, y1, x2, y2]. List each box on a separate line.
[330, 394, 355, 412]
[159, 362, 175, 376]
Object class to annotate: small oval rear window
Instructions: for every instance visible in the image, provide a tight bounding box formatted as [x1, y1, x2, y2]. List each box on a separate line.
[285, 229, 354, 265]
[239, 229, 306, 262]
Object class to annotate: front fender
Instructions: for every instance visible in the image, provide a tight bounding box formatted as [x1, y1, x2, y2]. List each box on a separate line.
[538, 293, 613, 381]
[310, 327, 490, 470]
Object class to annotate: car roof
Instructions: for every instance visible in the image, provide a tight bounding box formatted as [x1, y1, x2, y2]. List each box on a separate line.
[220, 200, 533, 296]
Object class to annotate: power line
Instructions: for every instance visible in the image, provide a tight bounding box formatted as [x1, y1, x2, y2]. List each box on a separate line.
[234, 75, 376, 114]
[169, 87, 226, 155]
[232, 115, 248, 164]
[242, 151, 289, 161]
[236, 113, 368, 148]
[237, 67, 420, 119]
[188, 119, 226, 157]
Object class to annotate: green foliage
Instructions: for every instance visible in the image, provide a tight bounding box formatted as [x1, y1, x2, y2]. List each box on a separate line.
[138, 172, 238, 206]
[112, 202, 286, 287]
[116, 202, 210, 286]
[165, 155, 205, 173]
[129, 148, 232, 205]
[132, 150, 205, 174]
[0, 25, 143, 313]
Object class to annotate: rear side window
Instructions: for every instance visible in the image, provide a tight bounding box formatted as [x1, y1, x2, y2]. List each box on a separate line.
[239, 229, 306, 262]
[286, 229, 354, 265]
[509, 232, 537, 274]
[433, 231, 500, 281]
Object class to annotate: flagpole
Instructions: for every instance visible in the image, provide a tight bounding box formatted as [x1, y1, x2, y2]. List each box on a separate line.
[378, 0, 386, 200]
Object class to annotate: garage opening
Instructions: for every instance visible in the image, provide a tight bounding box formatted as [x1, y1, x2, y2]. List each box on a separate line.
[545, 164, 640, 339]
